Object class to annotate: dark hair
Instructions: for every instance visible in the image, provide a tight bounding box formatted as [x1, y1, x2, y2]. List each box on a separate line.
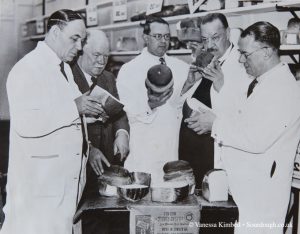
[240, 21, 280, 49]
[288, 17, 300, 28]
[201, 13, 228, 29]
[47, 9, 83, 32]
[140, 17, 169, 35]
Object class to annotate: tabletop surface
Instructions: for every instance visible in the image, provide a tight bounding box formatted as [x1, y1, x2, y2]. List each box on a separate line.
[74, 190, 237, 223]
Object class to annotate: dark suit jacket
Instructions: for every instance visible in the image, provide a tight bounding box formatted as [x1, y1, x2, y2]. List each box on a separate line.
[71, 62, 130, 163]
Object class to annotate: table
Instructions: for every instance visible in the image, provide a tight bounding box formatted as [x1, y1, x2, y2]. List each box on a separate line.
[74, 190, 238, 234]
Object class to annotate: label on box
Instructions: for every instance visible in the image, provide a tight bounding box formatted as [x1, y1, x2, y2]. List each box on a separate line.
[146, 0, 163, 15]
[129, 205, 200, 234]
[86, 5, 98, 26]
[293, 141, 300, 179]
[113, 0, 127, 22]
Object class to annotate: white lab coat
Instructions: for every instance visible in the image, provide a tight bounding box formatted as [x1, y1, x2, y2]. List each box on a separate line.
[1, 41, 87, 234]
[212, 63, 300, 234]
[212, 45, 251, 168]
[183, 44, 251, 169]
[117, 48, 189, 184]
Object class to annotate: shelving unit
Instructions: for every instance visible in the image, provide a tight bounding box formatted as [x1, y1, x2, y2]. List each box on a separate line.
[99, 1, 300, 31]
[21, 0, 300, 64]
[22, 0, 300, 40]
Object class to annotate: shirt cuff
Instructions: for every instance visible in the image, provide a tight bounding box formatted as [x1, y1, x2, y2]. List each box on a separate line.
[115, 129, 129, 139]
[211, 117, 223, 147]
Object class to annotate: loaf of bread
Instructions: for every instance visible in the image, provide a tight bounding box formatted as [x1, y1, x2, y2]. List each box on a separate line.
[163, 160, 196, 195]
[202, 169, 229, 202]
[151, 181, 189, 203]
[145, 64, 174, 96]
[176, 19, 202, 43]
[194, 51, 214, 68]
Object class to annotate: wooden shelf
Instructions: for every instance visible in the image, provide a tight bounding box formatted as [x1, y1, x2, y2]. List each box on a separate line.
[22, 0, 300, 41]
[22, 34, 45, 41]
[280, 45, 300, 50]
[99, 0, 300, 31]
[109, 49, 192, 56]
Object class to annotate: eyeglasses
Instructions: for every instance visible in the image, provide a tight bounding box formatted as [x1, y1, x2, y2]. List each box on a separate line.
[148, 33, 171, 41]
[201, 33, 224, 45]
[239, 47, 269, 60]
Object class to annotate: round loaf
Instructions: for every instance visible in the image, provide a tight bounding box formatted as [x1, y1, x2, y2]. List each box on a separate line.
[195, 51, 214, 68]
[163, 160, 192, 174]
[147, 64, 173, 87]
[99, 165, 132, 186]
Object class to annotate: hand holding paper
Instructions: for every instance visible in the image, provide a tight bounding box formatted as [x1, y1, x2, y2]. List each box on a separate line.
[183, 98, 216, 135]
[89, 85, 124, 118]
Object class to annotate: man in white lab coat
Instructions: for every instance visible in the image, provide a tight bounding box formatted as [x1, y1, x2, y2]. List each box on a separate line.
[204, 21, 300, 234]
[2, 9, 109, 234]
[117, 17, 189, 184]
[183, 13, 250, 184]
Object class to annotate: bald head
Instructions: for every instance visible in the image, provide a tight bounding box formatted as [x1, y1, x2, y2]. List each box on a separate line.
[78, 29, 110, 77]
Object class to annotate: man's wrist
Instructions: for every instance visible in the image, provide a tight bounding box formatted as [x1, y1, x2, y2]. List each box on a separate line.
[115, 129, 129, 139]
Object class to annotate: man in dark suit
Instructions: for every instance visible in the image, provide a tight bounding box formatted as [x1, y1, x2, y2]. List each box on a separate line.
[71, 29, 130, 234]
[71, 28, 129, 184]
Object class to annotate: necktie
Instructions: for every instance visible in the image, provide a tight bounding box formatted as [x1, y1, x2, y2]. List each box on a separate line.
[89, 76, 98, 92]
[247, 78, 258, 98]
[159, 57, 166, 65]
[60, 62, 68, 81]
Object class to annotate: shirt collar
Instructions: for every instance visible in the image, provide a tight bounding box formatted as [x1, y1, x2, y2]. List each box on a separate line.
[218, 43, 234, 64]
[141, 47, 167, 63]
[256, 62, 285, 83]
[37, 41, 62, 66]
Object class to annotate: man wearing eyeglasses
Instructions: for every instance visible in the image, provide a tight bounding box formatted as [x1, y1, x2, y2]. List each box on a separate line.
[117, 17, 189, 185]
[3, 9, 110, 234]
[206, 21, 300, 233]
[182, 13, 250, 186]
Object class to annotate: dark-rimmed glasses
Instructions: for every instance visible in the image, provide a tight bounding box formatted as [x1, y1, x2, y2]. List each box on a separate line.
[148, 33, 171, 41]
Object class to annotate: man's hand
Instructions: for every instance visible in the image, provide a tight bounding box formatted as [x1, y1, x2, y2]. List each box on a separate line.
[113, 131, 130, 161]
[75, 92, 107, 117]
[200, 62, 224, 92]
[185, 109, 216, 135]
[181, 65, 202, 95]
[89, 145, 110, 176]
[148, 88, 173, 110]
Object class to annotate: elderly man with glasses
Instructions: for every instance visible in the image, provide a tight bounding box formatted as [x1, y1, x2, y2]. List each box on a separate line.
[117, 17, 189, 185]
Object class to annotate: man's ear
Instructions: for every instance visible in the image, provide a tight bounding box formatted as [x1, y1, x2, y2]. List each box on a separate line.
[143, 34, 149, 45]
[49, 25, 61, 40]
[263, 47, 273, 59]
[226, 27, 231, 41]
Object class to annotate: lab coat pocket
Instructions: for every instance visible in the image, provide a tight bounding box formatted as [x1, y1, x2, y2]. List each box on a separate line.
[30, 154, 65, 198]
